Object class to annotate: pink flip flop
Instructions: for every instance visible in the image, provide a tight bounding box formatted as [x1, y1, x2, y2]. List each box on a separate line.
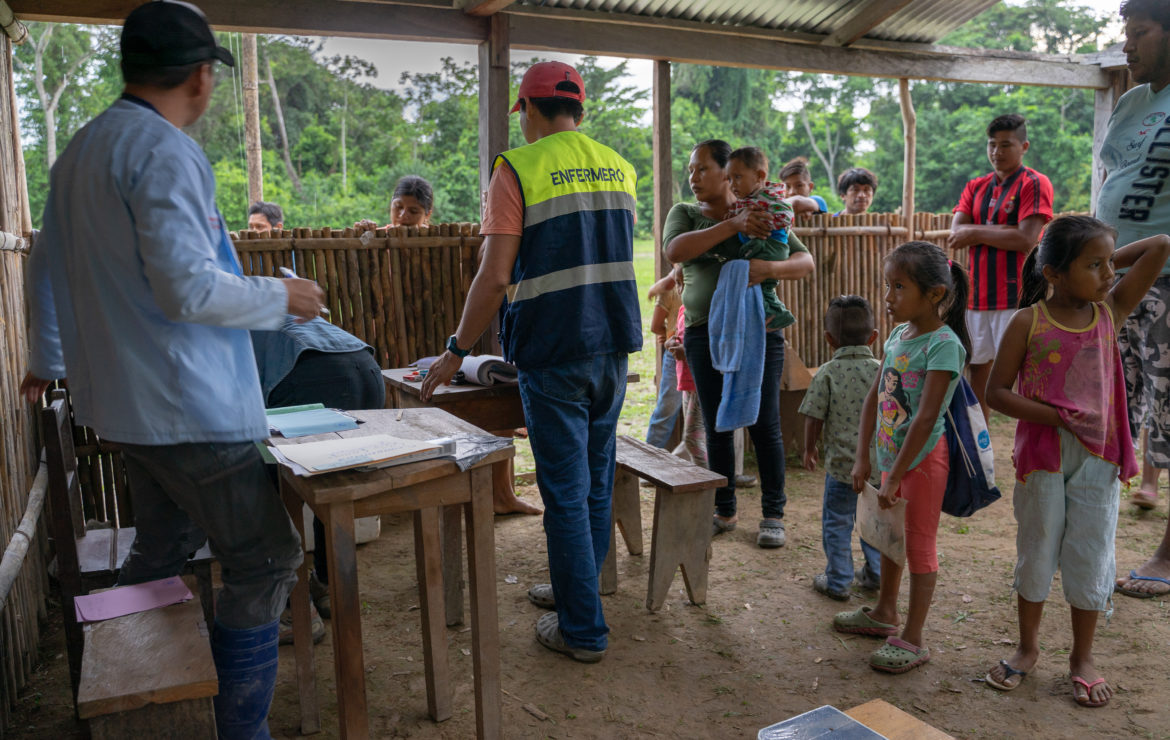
[1071, 676, 1109, 707]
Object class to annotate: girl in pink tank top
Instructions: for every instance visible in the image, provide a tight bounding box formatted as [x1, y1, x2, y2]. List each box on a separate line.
[983, 215, 1170, 709]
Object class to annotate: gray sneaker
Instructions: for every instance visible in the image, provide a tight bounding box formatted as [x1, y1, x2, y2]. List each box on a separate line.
[278, 603, 326, 645]
[757, 518, 786, 548]
[527, 583, 555, 610]
[534, 612, 605, 663]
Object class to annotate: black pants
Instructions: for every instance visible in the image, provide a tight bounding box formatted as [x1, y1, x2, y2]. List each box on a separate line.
[683, 327, 787, 520]
[267, 348, 386, 580]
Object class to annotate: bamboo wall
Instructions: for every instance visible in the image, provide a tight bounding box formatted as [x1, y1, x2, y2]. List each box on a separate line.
[0, 33, 50, 735]
[779, 211, 956, 368]
[235, 223, 485, 368]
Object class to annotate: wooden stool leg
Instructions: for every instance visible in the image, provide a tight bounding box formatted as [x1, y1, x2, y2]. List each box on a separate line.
[600, 513, 617, 595]
[612, 468, 643, 556]
[441, 505, 464, 627]
[646, 488, 716, 611]
[465, 465, 502, 740]
[281, 477, 319, 735]
[415, 506, 452, 722]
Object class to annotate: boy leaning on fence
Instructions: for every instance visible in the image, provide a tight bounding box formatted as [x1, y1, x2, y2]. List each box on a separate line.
[799, 296, 883, 602]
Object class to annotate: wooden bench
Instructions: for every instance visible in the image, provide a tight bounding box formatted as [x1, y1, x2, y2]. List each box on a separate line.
[603, 436, 726, 611]
[42, 390, 214, 701]
[77, 589, 218, 739]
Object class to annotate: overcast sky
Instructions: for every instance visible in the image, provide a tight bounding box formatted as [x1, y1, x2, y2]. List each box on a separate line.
[317, 0, 1126, 97]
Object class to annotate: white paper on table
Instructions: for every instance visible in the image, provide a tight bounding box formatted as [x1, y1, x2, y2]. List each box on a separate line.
[857, 482, 907, 566]
[274, 434, 444, 475]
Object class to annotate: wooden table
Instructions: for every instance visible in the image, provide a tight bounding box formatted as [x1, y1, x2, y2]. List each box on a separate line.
[383, 368, 639, 626]
[273, 408, 513, 740]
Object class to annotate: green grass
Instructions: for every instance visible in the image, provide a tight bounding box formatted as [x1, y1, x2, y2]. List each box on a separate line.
[513, 238, 660, 476]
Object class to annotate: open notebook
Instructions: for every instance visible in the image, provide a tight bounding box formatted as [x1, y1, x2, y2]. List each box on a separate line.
[269, 434, 453, 476]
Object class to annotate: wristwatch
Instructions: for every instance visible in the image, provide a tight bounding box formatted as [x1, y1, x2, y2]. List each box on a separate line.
[446, 334, 470, 358]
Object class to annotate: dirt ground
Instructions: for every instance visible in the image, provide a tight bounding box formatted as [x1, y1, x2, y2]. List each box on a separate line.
[8, 413, 1170, 739]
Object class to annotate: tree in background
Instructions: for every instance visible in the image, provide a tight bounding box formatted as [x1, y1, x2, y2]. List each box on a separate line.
[14, 22, 118, 224]
[13, 0, 1117, 232]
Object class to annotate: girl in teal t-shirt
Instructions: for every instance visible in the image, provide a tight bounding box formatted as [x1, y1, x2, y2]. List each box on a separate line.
[833, 241, 970, 675]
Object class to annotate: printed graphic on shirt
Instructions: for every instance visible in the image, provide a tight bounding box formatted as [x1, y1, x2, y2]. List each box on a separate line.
[1115, 121, 1170, 224]
[877, 364, 911, 458]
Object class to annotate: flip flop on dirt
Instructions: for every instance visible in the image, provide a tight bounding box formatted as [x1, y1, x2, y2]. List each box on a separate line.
[1115, 569, 1170, 599]
[985, 659, 1028, 691]
[832, 606, 898, 637]
[869, 636, 930, 674]
[1071, 676, 1110, 707]
[1131, 489, 1158, 510]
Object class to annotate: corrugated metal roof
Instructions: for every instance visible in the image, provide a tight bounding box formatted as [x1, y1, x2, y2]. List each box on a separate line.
[510, 0, 1002, 44]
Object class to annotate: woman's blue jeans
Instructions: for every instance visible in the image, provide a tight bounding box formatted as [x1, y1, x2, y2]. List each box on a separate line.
[684, 327, 786, 520]
[517, 352, 627, 652]
[822, 474, 881, 592]
[645, 351, 682, 449]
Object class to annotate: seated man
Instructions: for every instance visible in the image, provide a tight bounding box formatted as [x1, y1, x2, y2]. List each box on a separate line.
[247, 201, 386, 642]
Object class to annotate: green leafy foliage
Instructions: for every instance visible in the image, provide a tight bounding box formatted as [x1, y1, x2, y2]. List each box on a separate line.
[15, 0, 1116, 234]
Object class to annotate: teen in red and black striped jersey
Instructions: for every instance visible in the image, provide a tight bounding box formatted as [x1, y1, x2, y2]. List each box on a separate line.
[948, 114, 1054, 419]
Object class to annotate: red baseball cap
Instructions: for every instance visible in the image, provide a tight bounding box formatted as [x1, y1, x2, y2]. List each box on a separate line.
[509, 61, 586, 114]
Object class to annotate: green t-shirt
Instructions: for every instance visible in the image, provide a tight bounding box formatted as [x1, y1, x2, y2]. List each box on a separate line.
[662, 201, 807, 330]
[875, 323, 966, 472]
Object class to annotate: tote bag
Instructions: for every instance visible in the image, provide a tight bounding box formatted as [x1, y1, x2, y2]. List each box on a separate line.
[942, 376, 1001, 517]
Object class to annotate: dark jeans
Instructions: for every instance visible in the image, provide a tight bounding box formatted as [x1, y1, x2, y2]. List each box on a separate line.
[118, 442, 302, 629]
[518, 352, 627, 652]
[267, 348, 386, 581]
[684, 326, 786, 520]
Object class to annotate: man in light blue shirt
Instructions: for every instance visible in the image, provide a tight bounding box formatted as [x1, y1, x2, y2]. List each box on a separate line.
[20, 4, 324, 738]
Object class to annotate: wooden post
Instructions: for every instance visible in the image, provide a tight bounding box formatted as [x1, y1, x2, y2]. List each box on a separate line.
[898, 77, 915, 236]
[241, 33, 263, 206]
[1092, 69, 1128, 209]
[652, 59, 672, 282]
[478, 15, 509, 213]
[478, 14, 509, 355]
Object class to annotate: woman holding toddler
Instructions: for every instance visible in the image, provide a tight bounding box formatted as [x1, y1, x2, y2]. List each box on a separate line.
[664, 139, 815, 549]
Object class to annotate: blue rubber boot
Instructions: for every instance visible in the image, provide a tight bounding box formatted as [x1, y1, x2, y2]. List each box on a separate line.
[211, 619, 279, 740]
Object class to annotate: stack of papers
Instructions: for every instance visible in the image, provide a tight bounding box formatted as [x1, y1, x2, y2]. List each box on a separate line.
[268, 434, 455, 476]
[267, 403, 359, 437]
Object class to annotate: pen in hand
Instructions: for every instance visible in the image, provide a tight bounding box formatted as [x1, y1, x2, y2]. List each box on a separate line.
[279, 266, 330, 316]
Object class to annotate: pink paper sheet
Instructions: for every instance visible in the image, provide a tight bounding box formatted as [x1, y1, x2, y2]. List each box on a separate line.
[73, 576, 194, 623]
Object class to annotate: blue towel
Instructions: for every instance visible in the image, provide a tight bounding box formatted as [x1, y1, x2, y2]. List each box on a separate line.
[708, 260, 765, 432]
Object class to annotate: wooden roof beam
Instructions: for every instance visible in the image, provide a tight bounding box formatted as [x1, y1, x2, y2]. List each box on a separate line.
[458, 0, 516, 16]
[7, 0, 487, 43]
[820, 0, 915, 47]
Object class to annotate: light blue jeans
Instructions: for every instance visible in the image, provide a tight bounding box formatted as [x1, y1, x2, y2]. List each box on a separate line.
[822, 474, 881, 593]
[518, 352, 627, 652]
[645, 351, 682, 449]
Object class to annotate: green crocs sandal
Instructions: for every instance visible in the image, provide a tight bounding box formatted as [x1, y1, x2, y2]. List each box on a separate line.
[832, 606, 898, 637]
[869, 636, 930, 674]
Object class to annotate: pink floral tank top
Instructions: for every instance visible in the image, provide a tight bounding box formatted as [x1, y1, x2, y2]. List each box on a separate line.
[1013, 301, 1137, 482]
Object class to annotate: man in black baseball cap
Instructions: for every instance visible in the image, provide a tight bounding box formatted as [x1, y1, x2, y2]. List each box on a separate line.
[121, 0, 234, 69]
[22, 3, 324, 739]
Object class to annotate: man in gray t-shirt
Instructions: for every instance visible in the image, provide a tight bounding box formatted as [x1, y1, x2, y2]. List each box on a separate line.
[1100, 0, 1170, 601]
